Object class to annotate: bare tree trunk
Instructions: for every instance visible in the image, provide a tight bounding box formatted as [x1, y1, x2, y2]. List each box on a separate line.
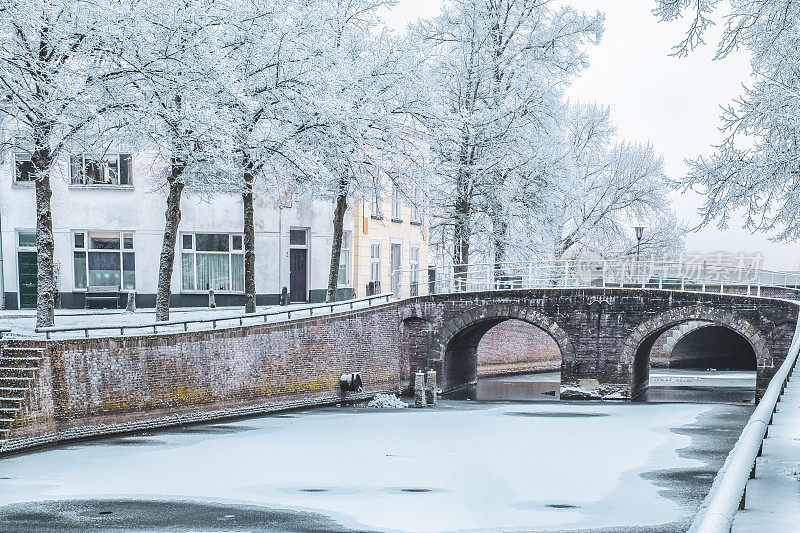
[452, 183, 471, 291]
[326, 175, 349, 303]
[452, 126, 474, 291]
[243, 170, 256, 313]
[493, 216, 507, 287]
[155, 163, 185, 321]
[33, 127, 55, 328]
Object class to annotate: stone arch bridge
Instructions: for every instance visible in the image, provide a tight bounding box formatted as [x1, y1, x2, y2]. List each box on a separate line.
[2, 285, 798, 454]
[397, 288, 798, 401]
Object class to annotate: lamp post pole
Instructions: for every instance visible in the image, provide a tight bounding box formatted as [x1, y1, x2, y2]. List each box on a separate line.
[634, 226, 645, 284]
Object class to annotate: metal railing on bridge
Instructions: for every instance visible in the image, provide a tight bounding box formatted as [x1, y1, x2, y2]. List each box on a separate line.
[389, 259, 800, 299]
[22, 259, 800, 340]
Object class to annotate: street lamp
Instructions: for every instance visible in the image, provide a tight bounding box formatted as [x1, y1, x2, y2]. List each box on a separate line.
[634, 225, 646, 286]
[634, 226, 645, 261]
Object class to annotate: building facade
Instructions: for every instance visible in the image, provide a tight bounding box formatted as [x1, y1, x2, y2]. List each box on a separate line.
[0, 150, 428, 309]
[353, 177, 430, 299]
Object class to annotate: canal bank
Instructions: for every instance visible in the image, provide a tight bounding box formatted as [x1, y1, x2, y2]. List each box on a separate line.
[0, 398, 752, 532]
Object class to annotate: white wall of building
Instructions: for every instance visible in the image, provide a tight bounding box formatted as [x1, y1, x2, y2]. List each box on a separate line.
[0, 151, 353, 309]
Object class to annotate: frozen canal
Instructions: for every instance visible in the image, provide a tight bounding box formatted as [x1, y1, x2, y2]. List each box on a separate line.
[468, 369, 758, 404]
[0, 389, 752, 532]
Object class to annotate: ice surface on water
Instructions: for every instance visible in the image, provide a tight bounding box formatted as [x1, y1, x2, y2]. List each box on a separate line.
[0, 402, 715, 532]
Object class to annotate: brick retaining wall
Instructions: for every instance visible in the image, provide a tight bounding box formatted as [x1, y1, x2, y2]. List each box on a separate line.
[477, 319, 561, 376]
[1, 304, 403, 455]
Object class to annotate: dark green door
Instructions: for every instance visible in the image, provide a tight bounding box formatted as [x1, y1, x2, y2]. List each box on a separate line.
[18, 251, 37, 309]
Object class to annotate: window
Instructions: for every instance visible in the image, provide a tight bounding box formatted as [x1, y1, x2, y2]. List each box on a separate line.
[289, 229, 306, 246]
[18, 231, 36, 248]
[370, 175, 382, 218]
[371, 191, 381, 218]
[391, 183, 401, 220]
[410, 246, 420, 296]
[370, 243, 381, 282]
[70, 153, 133, 186]
[14, 153, 35, 182]
[181, 233, 244, 292]
[411, 187, 421, 224]
[338, 231, 352, 286]
[72, 231, 135, 290]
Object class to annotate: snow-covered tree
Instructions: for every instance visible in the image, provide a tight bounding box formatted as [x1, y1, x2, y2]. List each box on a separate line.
[414, 0, 603, 285]
[104, 0, 237, 321]
[550, 103, 683, 259]
[655, 0, 800, 241]
[301, 0, 425, 302]
[220, 0, 326, 313]
[0, 0, 124, 326]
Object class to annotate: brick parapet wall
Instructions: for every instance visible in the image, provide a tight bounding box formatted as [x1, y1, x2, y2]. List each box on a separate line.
[1, 304, 403, 455]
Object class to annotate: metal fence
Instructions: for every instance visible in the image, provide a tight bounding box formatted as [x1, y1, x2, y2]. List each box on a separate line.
[34, 293, 394, 340]
[393, 259, 800, 297]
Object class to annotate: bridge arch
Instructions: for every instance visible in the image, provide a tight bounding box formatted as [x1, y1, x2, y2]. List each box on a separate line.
[670, 324, 757, 370]
[622, 306, 769, 399]
[428, 304, 575, 393]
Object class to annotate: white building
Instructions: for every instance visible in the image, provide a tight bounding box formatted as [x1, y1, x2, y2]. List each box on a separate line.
[0, 150, 355, 309]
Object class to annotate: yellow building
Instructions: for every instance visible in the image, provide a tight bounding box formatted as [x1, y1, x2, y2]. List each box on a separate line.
[351, 180, 429, 298]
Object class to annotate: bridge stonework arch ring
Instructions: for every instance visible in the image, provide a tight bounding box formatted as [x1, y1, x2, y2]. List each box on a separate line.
[622, 305, 769, 400]
[427, 304, 575, 394]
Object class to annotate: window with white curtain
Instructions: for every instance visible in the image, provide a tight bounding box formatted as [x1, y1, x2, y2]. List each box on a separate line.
[338, 231, 352, 286]
[370, 173, 382, 218]
[370, 243, 381, 282]
[410, 246, 420, 296]
[72, 231, 135, 290]
[181, 233, 244, 292]
[391, 183, 401, 220]
[411, 187, 421, 223]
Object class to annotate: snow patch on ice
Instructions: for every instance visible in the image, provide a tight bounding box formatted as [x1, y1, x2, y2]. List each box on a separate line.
[367, 393, 407, 409]
[560, 386, 601, 399]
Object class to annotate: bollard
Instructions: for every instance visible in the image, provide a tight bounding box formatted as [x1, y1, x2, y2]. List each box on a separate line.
[125, 291, 136, 313]
[280, 286, 289, 306]
[426, 369, 437, 406]
[208, 289, 216, 309]
[414, 371, 427, 408]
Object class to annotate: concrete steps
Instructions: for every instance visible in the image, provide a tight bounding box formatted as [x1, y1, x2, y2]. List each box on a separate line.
[0, 344, 44, 446]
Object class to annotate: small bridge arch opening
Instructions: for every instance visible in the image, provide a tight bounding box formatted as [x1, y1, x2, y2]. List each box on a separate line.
[477, 320, 562, 377]
[670, 324, 757, 370]
[631, 319, 760, 401]
[430, 305, 573, 395]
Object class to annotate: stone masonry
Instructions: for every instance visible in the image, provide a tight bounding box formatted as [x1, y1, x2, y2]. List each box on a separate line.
[1, 286, 797, 455]
[399, 288, 798, 400]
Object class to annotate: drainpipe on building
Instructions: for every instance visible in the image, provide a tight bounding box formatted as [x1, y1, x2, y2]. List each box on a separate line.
[0, 120, 5, 309]
[278, 205, 283, 294]
[0, 208, 4, 309]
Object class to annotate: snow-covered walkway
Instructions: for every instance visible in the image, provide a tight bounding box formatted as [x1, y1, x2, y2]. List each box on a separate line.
[732, 367, 800, 532]
[0, 297, 388, 340]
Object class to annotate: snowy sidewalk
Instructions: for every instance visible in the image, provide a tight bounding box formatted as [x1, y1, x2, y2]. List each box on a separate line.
[0, 299, 385, 340]
[732, 366, 800, 532]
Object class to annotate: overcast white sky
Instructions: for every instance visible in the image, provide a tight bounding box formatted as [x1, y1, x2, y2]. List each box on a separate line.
[382, 0, 800, 271]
